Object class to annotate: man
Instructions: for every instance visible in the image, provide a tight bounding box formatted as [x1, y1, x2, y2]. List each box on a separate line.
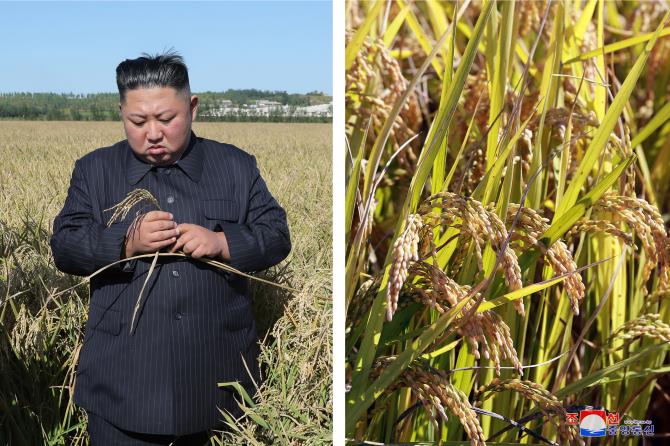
[50, 52, 291, 445]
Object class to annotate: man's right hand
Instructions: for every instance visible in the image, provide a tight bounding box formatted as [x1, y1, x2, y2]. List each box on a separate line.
[123, 211, 179, 258]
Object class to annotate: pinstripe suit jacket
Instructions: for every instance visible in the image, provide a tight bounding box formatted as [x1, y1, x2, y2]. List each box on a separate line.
[50, 131, 291, 435]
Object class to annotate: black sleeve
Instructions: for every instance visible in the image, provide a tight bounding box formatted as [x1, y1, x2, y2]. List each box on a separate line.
[218, 157, 291, 273]
[50, 159, 135, 277]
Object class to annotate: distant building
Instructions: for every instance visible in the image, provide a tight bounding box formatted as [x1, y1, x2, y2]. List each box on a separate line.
[199, 99, 332, 119]
[294, 102, 332, 117]
[255, 100, 282, 107]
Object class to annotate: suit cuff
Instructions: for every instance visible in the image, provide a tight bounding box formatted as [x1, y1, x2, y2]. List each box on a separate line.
[98, 221, 135, 272]
[217, 222, 257, 272]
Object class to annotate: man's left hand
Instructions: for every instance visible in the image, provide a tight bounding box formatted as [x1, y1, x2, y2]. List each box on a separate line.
[170, 224, 230, 260]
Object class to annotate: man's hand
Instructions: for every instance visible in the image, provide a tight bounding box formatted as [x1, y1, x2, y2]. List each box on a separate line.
[170, 224, 230, 260]
[124, 211, 179, 258]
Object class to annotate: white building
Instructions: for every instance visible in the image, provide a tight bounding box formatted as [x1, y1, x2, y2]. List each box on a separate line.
[200, 100, 332, 119]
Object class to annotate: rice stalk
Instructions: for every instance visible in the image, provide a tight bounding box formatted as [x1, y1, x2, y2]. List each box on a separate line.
[407, 261, 522, 376]
[104, 189, 162, 335]
[505, 204, 585, 315]
[105, 188, 300, 334]
[373, 358, 486, 446]
[609, 313, 670, 347]
[419, 192, 524, 315]
[476, 378, 565, 418]
[387, 213, 422, 321]
[104, 188, 160, 229]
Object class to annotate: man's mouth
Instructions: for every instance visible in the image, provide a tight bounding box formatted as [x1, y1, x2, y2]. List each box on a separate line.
[147, 146, 167, 155]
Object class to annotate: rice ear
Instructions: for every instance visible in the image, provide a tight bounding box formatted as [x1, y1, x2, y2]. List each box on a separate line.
[105, 188, 161, 227]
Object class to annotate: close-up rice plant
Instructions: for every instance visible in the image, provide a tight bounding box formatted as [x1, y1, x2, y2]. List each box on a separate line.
[346, 1, 670, 444]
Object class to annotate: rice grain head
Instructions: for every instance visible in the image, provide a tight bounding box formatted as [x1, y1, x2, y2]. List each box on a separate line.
[592, 193, 670, 293]
[610, 313, 670, 347]
[476, 378, 565, 417]
[373, 358, 486, 446]
[387, 214, 423, 321]
[408, 262, 523, 376]
[421, 192, 524, 315]
[506, 204, 585, 315]
[105, 188, 161, 232]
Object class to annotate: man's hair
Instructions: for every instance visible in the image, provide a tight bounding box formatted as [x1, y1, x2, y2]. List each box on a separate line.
[116, 51, 190, 102]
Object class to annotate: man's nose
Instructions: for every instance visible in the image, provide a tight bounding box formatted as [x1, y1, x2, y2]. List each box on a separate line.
[147, 121, 162, 141]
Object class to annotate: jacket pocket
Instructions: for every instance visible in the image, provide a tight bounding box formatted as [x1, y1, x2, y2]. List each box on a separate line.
[86, 303, 121, 336]
[203, 199, 239, 223]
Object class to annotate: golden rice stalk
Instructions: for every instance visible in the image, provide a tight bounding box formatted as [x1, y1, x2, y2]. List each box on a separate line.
[105, 188, 161, 335]
[565, 220, 634, 247]
[387, 214, 423, 321]
[361, 198, 377, 246]
[373, 358, 486, 446]
[556, 422, 586, 446]
[345, 34, 422, 164]
[347, 276, 379, 328]
[104, 188, 160, 229]
[518, 0, 540, 36]
[516, 128, 533, 188]
[591, 193, 670, 292]
[506, 204, 585, 315]
[408, 262, 522, 376]
[610, 313, 670, 347]
[420, 192, 524, 315]
[476, 378, 565, 417]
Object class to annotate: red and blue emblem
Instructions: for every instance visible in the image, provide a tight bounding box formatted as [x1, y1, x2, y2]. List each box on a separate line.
[579, 409, 607, 437]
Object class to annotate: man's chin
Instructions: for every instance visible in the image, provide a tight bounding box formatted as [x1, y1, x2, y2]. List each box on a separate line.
[144, 153, 176, 166]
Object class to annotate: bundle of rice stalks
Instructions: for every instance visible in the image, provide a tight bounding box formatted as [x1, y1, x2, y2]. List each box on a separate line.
[407, 262, 522, 376]
[418, 193, 523, 315]
[506, 204, 584, 315]
[345, 34, 423, 168]
[373, 358, 486, 446]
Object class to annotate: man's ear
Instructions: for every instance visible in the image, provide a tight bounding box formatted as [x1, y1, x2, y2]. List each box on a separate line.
[190, 95, 199, 121]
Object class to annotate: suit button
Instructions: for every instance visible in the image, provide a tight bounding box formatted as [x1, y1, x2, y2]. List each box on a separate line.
[174, 312, 183, 320]
[172, 270, 179, 278]
[166, 195, 175, 204]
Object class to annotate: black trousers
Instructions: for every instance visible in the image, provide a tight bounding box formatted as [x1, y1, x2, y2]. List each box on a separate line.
[87, 412, 211, 446]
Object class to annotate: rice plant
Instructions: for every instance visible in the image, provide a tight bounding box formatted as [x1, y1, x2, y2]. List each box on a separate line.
[346, 1, 670, 444]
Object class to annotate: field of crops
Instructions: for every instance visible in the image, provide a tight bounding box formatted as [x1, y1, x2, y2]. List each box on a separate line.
[346, 1, 670, 445]
[0, 121, 332, 445]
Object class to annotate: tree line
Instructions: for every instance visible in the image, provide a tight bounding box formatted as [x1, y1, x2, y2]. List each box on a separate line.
[0, 90, 332, 123]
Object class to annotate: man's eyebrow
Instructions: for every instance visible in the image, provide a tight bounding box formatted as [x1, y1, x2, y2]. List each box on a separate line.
[127, 110, 174, 118]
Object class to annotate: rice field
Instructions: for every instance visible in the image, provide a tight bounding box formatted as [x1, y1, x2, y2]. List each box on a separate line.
[0, 121, 332, 445]
[346, 1, 670, 445]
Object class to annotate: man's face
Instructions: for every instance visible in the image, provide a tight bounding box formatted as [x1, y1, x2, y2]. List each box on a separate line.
[120, 87, 198, 166]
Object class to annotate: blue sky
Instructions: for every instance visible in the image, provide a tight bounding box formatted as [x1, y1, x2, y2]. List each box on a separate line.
[0, 1, 332, 95]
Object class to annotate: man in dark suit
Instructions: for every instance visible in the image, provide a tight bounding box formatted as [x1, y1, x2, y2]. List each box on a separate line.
[50, 52, 291, 445]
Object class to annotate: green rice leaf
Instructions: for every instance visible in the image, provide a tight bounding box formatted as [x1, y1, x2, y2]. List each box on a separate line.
[556, 343, 669, 398]
[556, 10, 670, 217]
[345, 0, 384, 71]
[631, 101, 670, 147]
[564, 26, 670, 65]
